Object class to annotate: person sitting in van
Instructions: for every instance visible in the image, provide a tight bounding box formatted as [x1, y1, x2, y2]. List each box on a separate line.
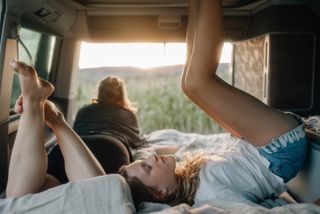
[47, 76, 146, 183]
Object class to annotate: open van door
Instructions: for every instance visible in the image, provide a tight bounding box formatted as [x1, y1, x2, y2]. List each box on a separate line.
[0, 0, 23, 193]
[0, 0, 61, 193]
[0, 0, 11, 193]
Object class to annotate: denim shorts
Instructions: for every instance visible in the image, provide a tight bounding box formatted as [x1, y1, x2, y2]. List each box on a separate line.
[257, 113, 307, 183]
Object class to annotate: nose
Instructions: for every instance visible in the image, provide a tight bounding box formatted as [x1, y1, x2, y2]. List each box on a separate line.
[147, 154, 158, 164]
[152, 154, 158, 162]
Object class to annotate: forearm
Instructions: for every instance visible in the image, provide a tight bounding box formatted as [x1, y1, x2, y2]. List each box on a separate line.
[185, 0, 198, 71]
[182, 0, 198, 93]
[52, 121, 106, 181]
[154, 145, 179, 155]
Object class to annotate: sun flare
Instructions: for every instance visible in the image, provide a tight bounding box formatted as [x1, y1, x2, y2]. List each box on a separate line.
[79, 42, 232, 69]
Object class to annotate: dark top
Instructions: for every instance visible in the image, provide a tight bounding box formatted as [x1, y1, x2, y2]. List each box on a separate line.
[73, 102, 146, 149]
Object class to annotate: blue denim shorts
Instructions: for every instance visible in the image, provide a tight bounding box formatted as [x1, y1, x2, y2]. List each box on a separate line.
[257, 113, 307, 183]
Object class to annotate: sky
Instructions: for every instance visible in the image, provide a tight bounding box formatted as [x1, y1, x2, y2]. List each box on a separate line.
[79, 42, 232, 69]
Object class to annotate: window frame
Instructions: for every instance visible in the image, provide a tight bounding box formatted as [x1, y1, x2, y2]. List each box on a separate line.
[9, 27, 60, 118]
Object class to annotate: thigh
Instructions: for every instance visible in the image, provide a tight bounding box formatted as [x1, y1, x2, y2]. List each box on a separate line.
[258, 119, 307, 183]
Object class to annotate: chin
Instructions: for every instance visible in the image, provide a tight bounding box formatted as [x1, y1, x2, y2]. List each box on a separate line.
[167, 155, 176, 168]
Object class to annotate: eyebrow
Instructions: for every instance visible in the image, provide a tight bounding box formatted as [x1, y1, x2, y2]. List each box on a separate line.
[140, 162, 150, 175]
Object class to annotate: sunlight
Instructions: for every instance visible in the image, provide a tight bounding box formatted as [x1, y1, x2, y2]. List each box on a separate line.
[79, 42, 232, 69]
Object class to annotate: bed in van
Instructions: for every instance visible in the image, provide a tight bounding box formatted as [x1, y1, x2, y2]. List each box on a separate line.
[0, 0, 319, 213]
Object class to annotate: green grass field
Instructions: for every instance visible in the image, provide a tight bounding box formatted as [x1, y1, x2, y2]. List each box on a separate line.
[76, 65, 229, 135]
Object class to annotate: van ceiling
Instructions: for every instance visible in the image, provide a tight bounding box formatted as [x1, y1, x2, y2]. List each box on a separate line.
[69, 0, 270, 42]
[73, 0, 259, 8]
[8, 0, 312, 42]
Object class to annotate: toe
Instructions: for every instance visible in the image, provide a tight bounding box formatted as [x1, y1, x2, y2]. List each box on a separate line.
[10, 60, 35, 76]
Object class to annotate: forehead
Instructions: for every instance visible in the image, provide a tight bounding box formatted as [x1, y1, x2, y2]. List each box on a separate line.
[125, 160, 146, 177]
[127, 159, 142, 168]
[125, 160, 162, 189]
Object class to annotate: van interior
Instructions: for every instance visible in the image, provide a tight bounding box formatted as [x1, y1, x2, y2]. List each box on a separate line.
[0, 0, 319, 212]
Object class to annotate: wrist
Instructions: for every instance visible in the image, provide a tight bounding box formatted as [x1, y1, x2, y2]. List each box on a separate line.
[47, 117, 67, 131]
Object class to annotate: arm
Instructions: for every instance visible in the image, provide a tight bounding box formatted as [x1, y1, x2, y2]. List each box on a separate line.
[182, 0, 298, 147]
[45, 101, 106, 181]
[181, 0, 198, 93]
[154, 145, 179, 155]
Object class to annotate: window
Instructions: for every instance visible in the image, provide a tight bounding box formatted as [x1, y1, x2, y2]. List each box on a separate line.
[77, 42, 232, 134]
[10, 27, 57, 114]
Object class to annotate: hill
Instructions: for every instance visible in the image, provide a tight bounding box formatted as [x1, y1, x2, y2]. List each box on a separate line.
[79, 63, 230, 83]
[79, 64, 184, 83]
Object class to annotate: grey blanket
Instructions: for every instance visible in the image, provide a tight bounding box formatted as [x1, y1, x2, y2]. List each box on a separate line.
[0, 175, 135, 214]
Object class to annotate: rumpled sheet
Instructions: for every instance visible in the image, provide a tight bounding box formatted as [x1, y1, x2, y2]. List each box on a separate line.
[303, 115, 320, 133]
[134, 130, 238, 161]
[137, 202, 320, 214]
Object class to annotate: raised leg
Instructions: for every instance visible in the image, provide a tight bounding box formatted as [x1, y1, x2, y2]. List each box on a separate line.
[182, 0, 298, 146]
[6, 61, 54, 197]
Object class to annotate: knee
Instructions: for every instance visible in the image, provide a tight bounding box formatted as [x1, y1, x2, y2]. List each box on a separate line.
[40, 174, 61, 191]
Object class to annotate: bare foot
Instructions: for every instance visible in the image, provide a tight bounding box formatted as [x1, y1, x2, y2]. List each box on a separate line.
[10, 60, 54, 101]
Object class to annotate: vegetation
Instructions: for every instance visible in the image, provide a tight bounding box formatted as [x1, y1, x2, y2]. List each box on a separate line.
[76, 64, 230, 135]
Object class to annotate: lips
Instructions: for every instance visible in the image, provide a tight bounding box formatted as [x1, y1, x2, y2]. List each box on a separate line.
[159, 155, 165, 163]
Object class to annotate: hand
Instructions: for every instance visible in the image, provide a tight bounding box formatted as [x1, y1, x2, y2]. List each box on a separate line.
[44, 101, 66, 130]
[14, 96, 65, 129]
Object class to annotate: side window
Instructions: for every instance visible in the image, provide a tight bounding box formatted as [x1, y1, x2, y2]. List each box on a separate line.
[10, 27, 57, 115]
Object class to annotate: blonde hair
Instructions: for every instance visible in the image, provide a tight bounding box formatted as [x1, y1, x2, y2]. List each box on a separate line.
[165, 153, 207, 206]
[92, 76, 137, 113]
[119, 153, 207, 208]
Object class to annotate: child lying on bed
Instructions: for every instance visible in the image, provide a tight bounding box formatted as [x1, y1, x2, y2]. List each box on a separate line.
[6, 0, 319, 211]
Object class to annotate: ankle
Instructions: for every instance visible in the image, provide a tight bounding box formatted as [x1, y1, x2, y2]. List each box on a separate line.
[23, 100, 45, 112]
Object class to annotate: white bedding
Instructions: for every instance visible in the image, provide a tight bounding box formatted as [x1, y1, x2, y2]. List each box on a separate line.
[0, 175, 135, 214]
[133, 129, 238, 161]
[137, 202, 320, 214]
[1, 129, 319, 214]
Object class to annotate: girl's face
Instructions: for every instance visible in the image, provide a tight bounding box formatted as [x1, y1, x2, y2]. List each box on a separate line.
[125, 154, 177, 198]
